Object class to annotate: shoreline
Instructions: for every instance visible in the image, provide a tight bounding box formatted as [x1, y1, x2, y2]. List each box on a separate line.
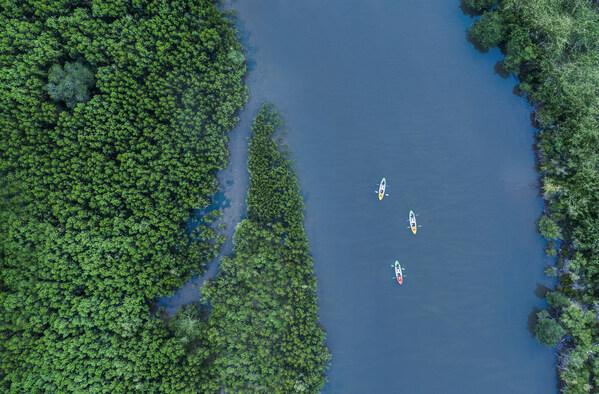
[157, 2, 261, 315]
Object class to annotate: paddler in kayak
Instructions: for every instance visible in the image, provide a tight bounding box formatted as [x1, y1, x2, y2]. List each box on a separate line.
[409, 210, 417, 235]
[394, 260, 404, 285]
[375, 177, 387, 200]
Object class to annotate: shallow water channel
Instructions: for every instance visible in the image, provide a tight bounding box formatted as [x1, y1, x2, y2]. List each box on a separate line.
[161, 1, 557, 392]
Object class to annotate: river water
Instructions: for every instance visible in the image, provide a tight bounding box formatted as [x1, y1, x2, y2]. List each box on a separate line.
[229, 1, 556, 393]
[162, 1, 556, 392]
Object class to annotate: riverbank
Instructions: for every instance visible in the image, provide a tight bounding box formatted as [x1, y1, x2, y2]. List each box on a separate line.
[465, 1, 599, 392]
[157, 89, 255, 315]
[158, 1, 267, 315]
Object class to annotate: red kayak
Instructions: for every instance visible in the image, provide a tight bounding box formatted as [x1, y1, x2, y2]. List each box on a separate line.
[394, 260, 404, 285]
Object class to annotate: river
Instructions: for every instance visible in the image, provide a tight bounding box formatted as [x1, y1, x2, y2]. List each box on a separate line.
[163, 1, 557, 392]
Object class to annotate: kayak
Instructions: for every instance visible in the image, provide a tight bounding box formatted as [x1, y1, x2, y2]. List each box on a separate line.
[378, 177, 386, 200]
[409, 210, 417, 235]
[394, 260, 404, 285]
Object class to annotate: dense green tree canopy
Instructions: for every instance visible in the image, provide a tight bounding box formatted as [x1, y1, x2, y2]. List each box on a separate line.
[1, 0, 246, 391]
[538, 215, 563, 240]
[203, 105, 330, 393]
[466, 1, 599, 392]
[1, 2, 329, 392]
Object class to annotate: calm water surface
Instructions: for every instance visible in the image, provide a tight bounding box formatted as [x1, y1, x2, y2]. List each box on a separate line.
[162, 1, 557, 392]
[230, 1, 556, 393]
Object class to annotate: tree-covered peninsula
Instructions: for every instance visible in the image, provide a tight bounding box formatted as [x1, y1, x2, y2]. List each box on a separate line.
[464, 1, 598, 392]
[0, 0, 247, 391]
[1, 1, 329, 392]
[203, 106, 330, 393]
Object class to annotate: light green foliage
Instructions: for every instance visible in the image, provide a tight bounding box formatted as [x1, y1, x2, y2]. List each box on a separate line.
[169, 304, 208, 350]
[546, 291, 570, 309]
[539, 215, 562, 240]
[228, 48, 246, 65]
[545, 265, 559, 277]
[203, 105, 330, 393]
[46, 61, 95, 108]
[558, 304, 598, 394]
[465, 1, 599, 391]
[0, 0, 246, 392]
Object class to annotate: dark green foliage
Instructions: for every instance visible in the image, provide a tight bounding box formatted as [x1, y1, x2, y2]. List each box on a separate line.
[46, 61, 94, 108]
[461, 0, 496, 16]
[1, 0, 246, 392]
[468, 11, 505, 51]
[203, 105, 330, 393]
[535, 310, 565, 346]
[465, 1, 599, 392]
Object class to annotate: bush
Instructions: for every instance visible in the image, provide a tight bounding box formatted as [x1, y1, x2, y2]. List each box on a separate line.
[535, 310, 565, 346]
[468, 11, 505, 52]
[538, 215, 562, 240]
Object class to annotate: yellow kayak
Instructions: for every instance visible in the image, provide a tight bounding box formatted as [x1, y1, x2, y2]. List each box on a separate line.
[377, 177, 386, 200]
[409, 210, 417, 234]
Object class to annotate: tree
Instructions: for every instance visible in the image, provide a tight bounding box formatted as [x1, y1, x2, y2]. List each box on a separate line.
[46, 62, 95, 108]
[468, 11, 505, 52]
[1, 0, 247, 391]
[535, 310, 565, 346]
[538, 215, 562, 240]
[461, 0, 495, 16]
[204, 105, 330, 393]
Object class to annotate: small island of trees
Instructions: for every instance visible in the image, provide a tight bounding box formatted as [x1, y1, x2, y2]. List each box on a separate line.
[202, 105, 330, 393]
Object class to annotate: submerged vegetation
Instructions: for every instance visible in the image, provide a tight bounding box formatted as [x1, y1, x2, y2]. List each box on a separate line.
[465, 1, 599, 392]
[0, 0, 247, 391]
[203, 105, 330, 393]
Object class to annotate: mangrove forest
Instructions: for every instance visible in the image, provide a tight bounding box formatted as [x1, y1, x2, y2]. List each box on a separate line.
[466, 0, 599, 392]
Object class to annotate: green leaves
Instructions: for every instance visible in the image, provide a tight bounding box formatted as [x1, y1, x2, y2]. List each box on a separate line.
[1, 0, 246, 392]
[461, 0, 496, 16]
[46, 61, 94, 108]
[535, 310, 565, 346]
[538, 214, 562, 240]
[468, 10, 506, 52]
[205, 106, 329, 393]
[465, 1, 599, 391]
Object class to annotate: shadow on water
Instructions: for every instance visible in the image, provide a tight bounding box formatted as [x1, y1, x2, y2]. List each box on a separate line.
[494, 61, 510, 79]
[527, 307, 542, 337]
[535, 283, 550, 299]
